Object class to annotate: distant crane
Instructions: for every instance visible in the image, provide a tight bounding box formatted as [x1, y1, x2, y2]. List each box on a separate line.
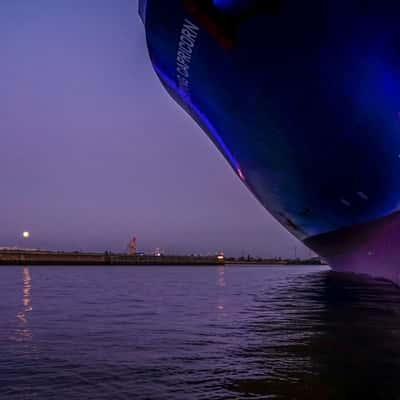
[127, 236, 137, 256]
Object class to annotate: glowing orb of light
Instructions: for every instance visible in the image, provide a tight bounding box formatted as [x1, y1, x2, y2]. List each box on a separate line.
[22, 231, 30, 238]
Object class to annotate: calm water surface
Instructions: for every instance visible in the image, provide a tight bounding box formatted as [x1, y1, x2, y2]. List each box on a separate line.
[0, 265, 400, 399]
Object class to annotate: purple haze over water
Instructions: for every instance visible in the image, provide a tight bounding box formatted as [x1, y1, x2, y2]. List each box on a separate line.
[0, 0, 309, 257]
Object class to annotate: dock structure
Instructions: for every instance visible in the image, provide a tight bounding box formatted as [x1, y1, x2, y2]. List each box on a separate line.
[0, 249, 224, 266]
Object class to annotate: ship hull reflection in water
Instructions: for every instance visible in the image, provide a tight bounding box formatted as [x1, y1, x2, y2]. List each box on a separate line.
[226, 272, 400, 399]
[0, 266, 400, 398]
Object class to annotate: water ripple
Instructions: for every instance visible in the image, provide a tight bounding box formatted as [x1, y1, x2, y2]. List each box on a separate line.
[1, 265, 400, 399]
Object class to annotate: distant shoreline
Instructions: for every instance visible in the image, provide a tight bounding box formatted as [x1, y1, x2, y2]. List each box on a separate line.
[0, 249, 223, 266]
[0, 249, 325, 266]
[226, 259, 327, 266]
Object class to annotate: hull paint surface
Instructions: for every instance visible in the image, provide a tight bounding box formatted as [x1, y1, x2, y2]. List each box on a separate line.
[140, 0, 400, 282]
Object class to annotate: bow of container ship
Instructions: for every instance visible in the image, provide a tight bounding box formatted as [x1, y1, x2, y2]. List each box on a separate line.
[139, 0, 400, 284]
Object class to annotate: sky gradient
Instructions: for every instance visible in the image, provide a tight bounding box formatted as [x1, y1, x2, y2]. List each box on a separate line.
[0, 0, 310, 257]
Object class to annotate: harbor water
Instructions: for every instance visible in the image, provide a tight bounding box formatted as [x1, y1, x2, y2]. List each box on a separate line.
[0, 265, 400, 399]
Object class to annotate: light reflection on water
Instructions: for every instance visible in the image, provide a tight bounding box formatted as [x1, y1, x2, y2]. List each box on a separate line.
[14, 267, 33, 342]
[217, 265, 226, 314]
[0, 265, 400, 399]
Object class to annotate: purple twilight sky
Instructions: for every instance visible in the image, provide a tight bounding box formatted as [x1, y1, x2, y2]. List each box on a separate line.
[0, 0, 310, 257]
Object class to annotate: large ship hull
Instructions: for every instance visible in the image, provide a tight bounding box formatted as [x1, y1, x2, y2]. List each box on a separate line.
[140, 1, 400, 283]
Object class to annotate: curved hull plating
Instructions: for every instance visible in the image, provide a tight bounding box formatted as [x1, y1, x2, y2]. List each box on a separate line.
[140, 1, 400, 283]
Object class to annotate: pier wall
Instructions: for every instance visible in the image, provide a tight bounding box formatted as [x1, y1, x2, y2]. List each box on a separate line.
[0, 250, 224, 266]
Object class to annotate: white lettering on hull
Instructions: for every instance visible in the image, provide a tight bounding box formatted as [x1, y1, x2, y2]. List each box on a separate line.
[176, 18, 199, 99]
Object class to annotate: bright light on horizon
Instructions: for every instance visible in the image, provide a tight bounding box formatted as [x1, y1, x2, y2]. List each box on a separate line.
[22, 231, 30, 238]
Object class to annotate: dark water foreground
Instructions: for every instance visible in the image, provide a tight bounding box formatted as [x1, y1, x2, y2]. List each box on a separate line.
[0, 265, 400, 400]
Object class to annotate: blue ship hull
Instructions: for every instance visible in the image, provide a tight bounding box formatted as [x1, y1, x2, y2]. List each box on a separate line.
[140, 1, 400, 283]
